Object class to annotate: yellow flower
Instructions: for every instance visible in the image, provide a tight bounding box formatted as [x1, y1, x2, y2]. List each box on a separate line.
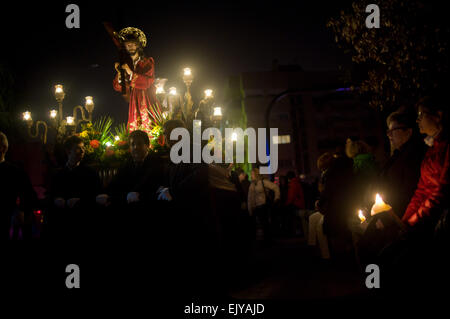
[80, 130, 89, 138]
[87, 123, 93, 128]
[151, 125, 161, 135]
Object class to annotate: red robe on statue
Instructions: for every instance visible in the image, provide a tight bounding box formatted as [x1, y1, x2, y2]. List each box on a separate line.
[113, 56, 160, 135]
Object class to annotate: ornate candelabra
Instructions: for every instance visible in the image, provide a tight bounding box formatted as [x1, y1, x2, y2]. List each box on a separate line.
[155, 67, 223, 129]
[22, 84, 95, 143]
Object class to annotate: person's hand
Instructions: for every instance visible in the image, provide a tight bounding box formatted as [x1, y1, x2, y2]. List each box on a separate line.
[54, 197, 65, 209]
[67, 198, 81, 209]
[127, 192, 140, 204]
[121, 64, 132, 76]
[157, 188, 172, 201]
[96, 194, 110, 206]
[114, 62, 120, 72]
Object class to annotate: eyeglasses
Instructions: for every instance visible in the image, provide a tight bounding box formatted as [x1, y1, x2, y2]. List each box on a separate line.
[386, 127, 408, 135]
[417, 111, 430, 120]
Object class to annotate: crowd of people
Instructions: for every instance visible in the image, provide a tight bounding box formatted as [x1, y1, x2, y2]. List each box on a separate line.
[1, 94, 449, 297]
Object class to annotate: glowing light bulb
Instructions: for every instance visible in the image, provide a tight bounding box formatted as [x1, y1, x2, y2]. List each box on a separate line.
[50, 110, 57, 118]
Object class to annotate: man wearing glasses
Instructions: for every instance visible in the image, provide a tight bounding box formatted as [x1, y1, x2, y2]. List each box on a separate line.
[380, 109, 426, 217]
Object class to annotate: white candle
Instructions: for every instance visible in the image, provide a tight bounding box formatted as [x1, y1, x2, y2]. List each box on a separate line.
[358, 210, 366, 223]
[371, 193, 392, 216]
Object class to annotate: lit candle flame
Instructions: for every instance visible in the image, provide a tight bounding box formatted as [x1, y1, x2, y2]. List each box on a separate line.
[371, 193, 392, 216]
[23, 111, 31, 121]
[213, 107, 222, 117]
[169, 87, 177, 95]
[66, 116, 74, 125]
[55, 84, 63, 94]
[358, 210, 366, 223]
[204, 89, 213, 98]
[85, 96, 93, 105]
[183, 68, 192, 76]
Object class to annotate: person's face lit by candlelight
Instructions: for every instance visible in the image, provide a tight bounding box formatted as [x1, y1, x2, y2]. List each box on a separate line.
[129, 137, 149, 163]
[387, 120, 412, 152]
[417, 105, 443, 137]
[66, 142, 85, 166]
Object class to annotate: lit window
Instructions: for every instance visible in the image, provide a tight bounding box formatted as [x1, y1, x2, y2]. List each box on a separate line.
[273, 135, 291, 144]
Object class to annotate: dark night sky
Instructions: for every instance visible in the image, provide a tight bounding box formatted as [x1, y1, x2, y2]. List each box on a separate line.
[1, 0, 353, 124]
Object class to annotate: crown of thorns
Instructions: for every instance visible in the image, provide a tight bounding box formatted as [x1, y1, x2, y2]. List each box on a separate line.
[118, 27, 147, 47]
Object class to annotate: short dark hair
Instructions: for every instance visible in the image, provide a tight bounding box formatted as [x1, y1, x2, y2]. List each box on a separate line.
[416, 95, 446, 115]
[163, 119, 186, 136]
[64, 135, 84, 151]
[129, 130, 150, 146]
[386, 110, 416, 128]
[235, 167, 245, 176]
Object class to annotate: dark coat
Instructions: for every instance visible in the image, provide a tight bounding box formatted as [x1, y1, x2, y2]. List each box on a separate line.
[377, 136, 426, 217]
[318, 156, 356, 237]
[107, 153, 166, 206]
[0, 161, 36, 239]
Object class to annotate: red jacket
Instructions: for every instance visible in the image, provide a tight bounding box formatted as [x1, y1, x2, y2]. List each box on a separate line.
[402, 133, 449, 226]
[286, 177, 305, 209]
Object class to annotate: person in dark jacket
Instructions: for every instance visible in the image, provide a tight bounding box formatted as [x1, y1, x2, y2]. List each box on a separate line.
[357, 109, 426, 265]
[378, 110, 426, 217]
[318, 152, 356, 256]
[0, 131, 36, 240]
[105, 130, 165, 209]
[380, 95, 449, 297]
[47, 135, 102, 243]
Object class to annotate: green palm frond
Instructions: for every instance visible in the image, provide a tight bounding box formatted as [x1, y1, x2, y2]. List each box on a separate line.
[146, 103, 164, 127]
[92, 116, 113, 143]
[113, 123, 129, 140]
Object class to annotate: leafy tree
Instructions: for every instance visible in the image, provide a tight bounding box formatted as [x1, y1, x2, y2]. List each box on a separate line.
[327, 0, 449, 111]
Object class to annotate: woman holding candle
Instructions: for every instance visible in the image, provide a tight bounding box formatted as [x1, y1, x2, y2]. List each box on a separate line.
[402, 95, 449, 229]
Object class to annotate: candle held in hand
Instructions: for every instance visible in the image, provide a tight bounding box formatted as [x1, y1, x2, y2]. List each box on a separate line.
[371, 193, 392, 216]
[358, 210, 366, 223]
